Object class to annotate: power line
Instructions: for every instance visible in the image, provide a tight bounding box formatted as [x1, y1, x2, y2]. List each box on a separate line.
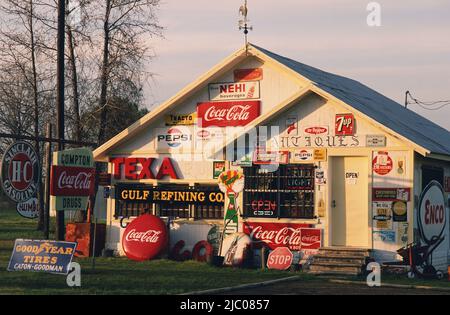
[405, 91, 450, 110]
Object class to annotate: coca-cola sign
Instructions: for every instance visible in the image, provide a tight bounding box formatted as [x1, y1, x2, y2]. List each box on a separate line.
[242, 222, 321, 251]
[300, 228, 322, 250]
[122, 214, 168, 261]
[50, 166, 95, 196]
[197, 101, 260, 127]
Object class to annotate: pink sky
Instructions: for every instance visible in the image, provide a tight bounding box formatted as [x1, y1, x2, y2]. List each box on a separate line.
[145, 0, 450, 130]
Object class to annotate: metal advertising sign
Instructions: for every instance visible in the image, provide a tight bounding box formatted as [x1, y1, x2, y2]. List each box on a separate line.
[50, 166, 95, 196]
[267, 247, 293, 270]
[304, 126, 328, 135]
[208, 81, 260, 101]
[372, 187, 411, 202]
[1, 141, 40, 203]
[418, 181, 446, 244]
[197, 101, 260, 127]
[16, 197, 39, 219]
[7, 239, 77, 275]
[116, 184, 225, 206]
[122, 214, 168, 261]
[213, 161, 226, 179]
[50, 147, 94, 211]
[155, 126, 193, 151]
[252, 149, 289, 165]
[242, 222, 318, 251]
[335, 113, 355, 136]
[165, 113, 197, 126]
[234, 68, 263, 82]
[373, 151, 393, 176]
[366, 135, 386, 147]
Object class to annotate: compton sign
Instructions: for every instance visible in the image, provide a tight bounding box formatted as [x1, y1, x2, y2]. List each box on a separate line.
[50, 147, 95, 211]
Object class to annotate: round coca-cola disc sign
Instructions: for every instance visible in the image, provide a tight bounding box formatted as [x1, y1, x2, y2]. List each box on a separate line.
[122, 214, 168, 261]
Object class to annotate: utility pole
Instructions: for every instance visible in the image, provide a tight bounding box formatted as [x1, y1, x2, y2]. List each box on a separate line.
[56, 0, 66, 241]
[44, 124, 53, 240]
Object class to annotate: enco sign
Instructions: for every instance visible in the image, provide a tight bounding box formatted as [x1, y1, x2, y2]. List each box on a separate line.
[418, 180, 447, 244]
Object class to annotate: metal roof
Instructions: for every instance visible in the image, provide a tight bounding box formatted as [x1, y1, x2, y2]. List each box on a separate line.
[252, 44, 450, 156]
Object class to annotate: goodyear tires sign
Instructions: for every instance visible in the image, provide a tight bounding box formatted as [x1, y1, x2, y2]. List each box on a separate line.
[7, 239, 77, 275]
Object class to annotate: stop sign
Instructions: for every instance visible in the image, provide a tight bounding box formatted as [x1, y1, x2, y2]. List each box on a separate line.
[267, 247, 293, 270]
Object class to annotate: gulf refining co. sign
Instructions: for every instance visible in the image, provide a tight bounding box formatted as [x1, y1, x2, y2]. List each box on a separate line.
[1, 141, 40, 203]
[50, 147, 95, 211]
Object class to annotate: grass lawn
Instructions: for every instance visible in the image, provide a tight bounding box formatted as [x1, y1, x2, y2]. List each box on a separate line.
[0, 206, 298, 295]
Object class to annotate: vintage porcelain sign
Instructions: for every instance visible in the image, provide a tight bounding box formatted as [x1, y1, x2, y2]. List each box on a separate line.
[208, 81, 260, 101]
[1, 141, 40, 203]
[242, 222, 321, 251]
[418, 181, 447, 244]
[197, 101, 260, 127]
[50, 166, 95, 196]
[122, 214, 168, 261]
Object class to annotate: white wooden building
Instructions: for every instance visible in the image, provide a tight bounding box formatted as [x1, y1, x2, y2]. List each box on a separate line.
[93, 44, 450, 270]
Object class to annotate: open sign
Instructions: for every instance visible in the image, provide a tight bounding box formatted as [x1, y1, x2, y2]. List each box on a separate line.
[418, 181, 447, 244]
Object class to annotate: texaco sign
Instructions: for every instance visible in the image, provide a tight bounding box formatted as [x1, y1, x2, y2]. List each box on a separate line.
[1, 141, 40, 203]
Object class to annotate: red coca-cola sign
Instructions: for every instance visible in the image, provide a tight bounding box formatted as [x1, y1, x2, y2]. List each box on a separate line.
[50, 166, 95, 196]
[300, 228, 322, 250]
[197, 101, 260, 127]
[243, 222, 313, 251]
[122, 214, 168, 261]
[304, 126, 328, 135]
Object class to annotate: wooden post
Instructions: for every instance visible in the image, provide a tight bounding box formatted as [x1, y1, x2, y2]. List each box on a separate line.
[261, 247, 266, 270]
[43, 123, 53, 239]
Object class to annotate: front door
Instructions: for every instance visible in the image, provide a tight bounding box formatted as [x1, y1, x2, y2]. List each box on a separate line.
[331, 156, 369, 247]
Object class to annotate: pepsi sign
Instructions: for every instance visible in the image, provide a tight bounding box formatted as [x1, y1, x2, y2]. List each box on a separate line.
[155, 127, 193, 150]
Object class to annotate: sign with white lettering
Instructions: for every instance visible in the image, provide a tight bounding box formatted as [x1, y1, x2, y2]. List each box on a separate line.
[50, 147, 94, 211]
[197, 101, 260, 128]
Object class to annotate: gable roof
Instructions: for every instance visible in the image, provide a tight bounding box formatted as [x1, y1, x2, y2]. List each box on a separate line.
[93, 43, 450, 161]
[252, 44, 450, 156]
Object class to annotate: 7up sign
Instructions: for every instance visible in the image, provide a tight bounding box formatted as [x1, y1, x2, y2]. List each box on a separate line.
[50, 148, 95, 211]
[1, 142, 40, 203]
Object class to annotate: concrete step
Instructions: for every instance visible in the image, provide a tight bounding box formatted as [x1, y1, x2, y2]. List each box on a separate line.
[318, 247, 371, 257]
[309, 270, 361, 277]
[313, 255, 368, 265]
[309, 263, 363, 275]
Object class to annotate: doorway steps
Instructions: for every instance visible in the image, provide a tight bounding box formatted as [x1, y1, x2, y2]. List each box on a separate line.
[308, 247, 373, 276]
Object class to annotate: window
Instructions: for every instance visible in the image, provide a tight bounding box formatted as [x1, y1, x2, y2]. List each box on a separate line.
[243, 164, 315, 219]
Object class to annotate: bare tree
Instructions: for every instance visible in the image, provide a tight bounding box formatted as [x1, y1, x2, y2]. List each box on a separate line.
[96, 0, 162, 145]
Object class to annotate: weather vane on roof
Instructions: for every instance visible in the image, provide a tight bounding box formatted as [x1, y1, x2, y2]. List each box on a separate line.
[238, 0, 253, 52]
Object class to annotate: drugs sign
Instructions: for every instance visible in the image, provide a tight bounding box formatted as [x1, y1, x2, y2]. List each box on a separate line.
[7, 239, 76, 275]
[1, 141, 40, 203]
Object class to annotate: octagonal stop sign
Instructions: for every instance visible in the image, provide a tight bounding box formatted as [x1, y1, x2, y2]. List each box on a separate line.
[267, 247, 293, 270]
